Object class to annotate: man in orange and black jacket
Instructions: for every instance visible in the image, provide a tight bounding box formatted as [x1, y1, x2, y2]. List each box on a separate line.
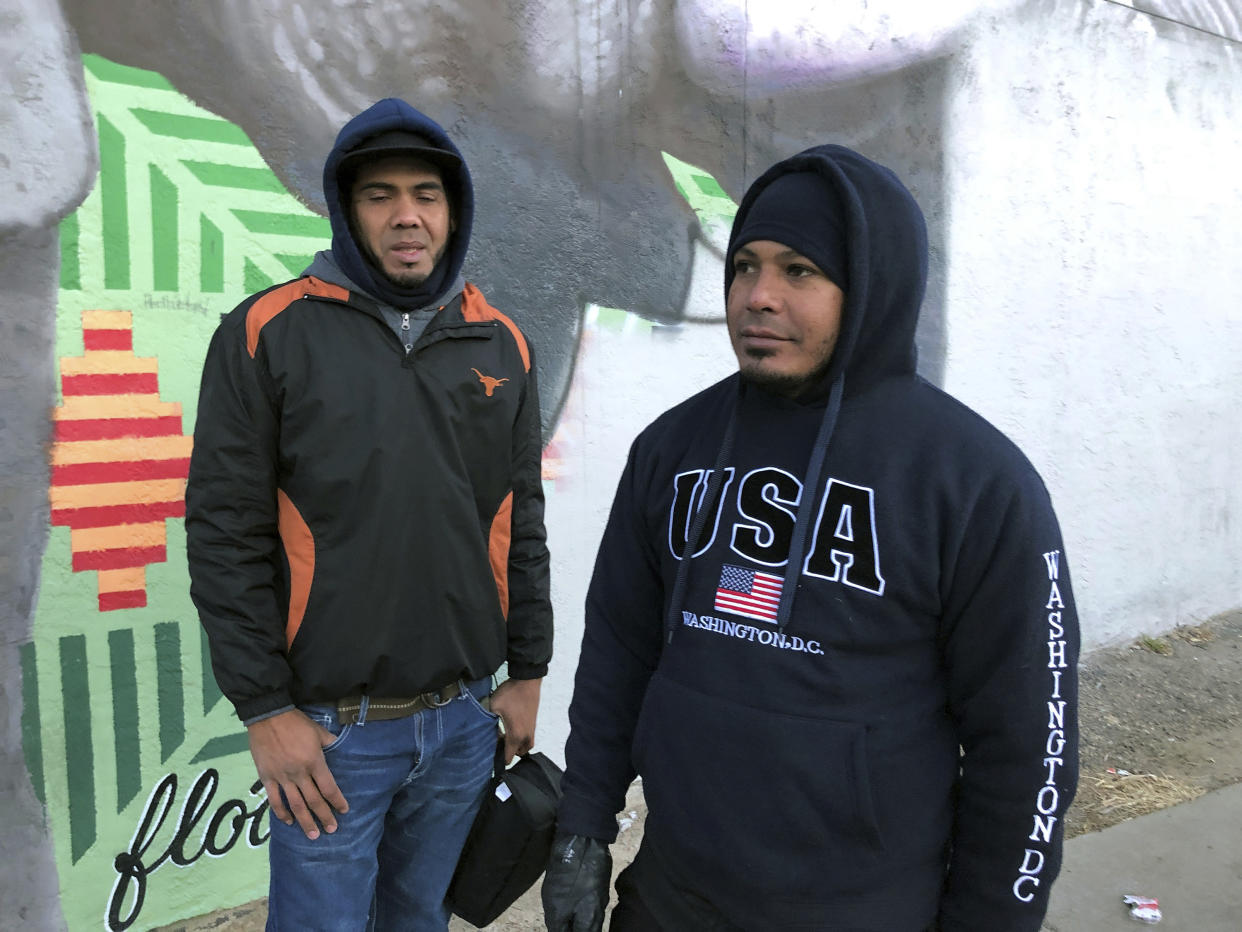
[186, 97, 551, 931]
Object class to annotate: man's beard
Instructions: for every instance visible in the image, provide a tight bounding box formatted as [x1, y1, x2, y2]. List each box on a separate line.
[380, 266, 430, 288]
[362, 240, 448, 289]
[737, 356, 832, 399]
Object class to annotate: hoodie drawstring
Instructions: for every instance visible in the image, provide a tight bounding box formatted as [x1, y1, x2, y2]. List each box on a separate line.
[774, 376, 844, 634]
[663, 373, 843, 644]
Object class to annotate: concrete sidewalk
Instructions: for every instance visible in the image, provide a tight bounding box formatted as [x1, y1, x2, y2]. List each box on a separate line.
[1042, 782, 1242, 931]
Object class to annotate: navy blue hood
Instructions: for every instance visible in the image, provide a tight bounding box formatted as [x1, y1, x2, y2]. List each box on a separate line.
[323, 98, 474, 309]
[725, 144, 928, 399]
[671, 145, 931, 637]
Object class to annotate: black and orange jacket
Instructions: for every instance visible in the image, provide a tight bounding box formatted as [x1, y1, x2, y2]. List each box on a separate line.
[186, 276, 552, 722]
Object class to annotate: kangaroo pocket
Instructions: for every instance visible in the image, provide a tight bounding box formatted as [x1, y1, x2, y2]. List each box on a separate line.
[632, 672, 888, 910]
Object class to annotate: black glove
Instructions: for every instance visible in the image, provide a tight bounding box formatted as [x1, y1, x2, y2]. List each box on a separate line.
[542, 832, 612, 932]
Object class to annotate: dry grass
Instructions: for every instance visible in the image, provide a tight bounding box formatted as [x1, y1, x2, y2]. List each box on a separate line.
[1072, 769, 1205, 836]
[1173, 623, 1216, 646]
[1135, 634, 1173, 655]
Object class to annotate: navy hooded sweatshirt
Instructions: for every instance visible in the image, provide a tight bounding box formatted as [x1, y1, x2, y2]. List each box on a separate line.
[556, 146, 1079, 930]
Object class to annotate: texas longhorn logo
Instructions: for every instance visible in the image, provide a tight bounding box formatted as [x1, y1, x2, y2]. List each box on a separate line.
[471, 368, 509, 397]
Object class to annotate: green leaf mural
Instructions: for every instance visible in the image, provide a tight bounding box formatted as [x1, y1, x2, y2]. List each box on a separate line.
[24, 52, 737, 932]
[27, 54, 330, 931]
[661, 151, 739, 250]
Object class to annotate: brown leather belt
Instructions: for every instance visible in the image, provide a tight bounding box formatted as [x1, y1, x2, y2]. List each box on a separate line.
[337, 682, 463, 725]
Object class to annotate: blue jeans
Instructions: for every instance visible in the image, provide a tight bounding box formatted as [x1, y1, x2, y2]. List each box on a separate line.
[266, 678, 498, 931]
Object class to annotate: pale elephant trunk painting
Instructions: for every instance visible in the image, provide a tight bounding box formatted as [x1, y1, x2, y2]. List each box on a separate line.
[4, 0, 1242, 928]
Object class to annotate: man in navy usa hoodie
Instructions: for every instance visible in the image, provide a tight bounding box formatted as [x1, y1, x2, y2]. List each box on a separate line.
[186, 99, 551, 929]
[542, 146, 1078, 930]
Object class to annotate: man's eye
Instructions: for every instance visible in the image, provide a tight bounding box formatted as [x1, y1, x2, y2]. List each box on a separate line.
[787, 264, 814, 278]
[733, 260, 753, 275]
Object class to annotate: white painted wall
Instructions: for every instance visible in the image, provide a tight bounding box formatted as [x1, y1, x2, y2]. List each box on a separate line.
[537, 2, 1242, 763]
[3, 5, 1241, 921]
[942, 0, 1242, 647]
[541, 306, 737, 761]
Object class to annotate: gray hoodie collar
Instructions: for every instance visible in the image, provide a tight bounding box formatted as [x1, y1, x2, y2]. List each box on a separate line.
[303, 249, 464, 314]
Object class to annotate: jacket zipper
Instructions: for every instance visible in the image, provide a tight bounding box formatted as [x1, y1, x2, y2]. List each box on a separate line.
[301, 292, 492, 357]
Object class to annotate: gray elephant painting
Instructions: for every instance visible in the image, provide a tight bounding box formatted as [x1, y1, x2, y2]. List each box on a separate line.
[7, 0, 1239, 925]
[1, 5, 982, 921]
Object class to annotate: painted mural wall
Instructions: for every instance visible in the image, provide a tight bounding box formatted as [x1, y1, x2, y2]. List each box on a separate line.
[14, 57, 742, 929]
[2, 0, 1240, 927]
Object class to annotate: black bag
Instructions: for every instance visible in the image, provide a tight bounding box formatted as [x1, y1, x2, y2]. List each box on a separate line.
[448, 738, 564, 927]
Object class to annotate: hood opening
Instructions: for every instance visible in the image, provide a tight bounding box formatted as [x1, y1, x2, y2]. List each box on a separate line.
[670, 144, 928, 643]
[322, 98, 474, 310]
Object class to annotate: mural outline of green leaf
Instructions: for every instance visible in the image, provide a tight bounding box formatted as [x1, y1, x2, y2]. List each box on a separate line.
[29, 53, 344, 930]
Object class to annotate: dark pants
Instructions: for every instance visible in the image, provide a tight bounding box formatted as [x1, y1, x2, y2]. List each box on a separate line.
[609, 840, 743, 932]
[610, 837, 939, 932]
[608, 869, 664, 931]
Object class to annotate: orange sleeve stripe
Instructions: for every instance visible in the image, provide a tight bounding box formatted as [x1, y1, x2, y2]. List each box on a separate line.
[488, 491, 513, 619]
[462, 283, 531, 372]
[246, 277, 351, 358]
[277, 489, 316, 647]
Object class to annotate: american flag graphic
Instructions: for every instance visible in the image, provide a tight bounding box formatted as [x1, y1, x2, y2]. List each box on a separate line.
[714, 564, 783, 624]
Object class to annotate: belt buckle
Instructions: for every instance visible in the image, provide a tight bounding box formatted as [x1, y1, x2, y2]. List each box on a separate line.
[422, 686, 453, 708]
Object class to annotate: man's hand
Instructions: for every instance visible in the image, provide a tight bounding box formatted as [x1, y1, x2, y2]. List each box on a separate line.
[542, 833, 612, 932]
[248, 709, 349, 839]
[490, 676, 542, 763]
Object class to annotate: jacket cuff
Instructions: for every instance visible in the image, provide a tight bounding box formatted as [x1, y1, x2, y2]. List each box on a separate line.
[242, 704, 296, 727]
[556, 794, 621, 844]
[505, 659, 549, 680]
[233, 690, 295, 723]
